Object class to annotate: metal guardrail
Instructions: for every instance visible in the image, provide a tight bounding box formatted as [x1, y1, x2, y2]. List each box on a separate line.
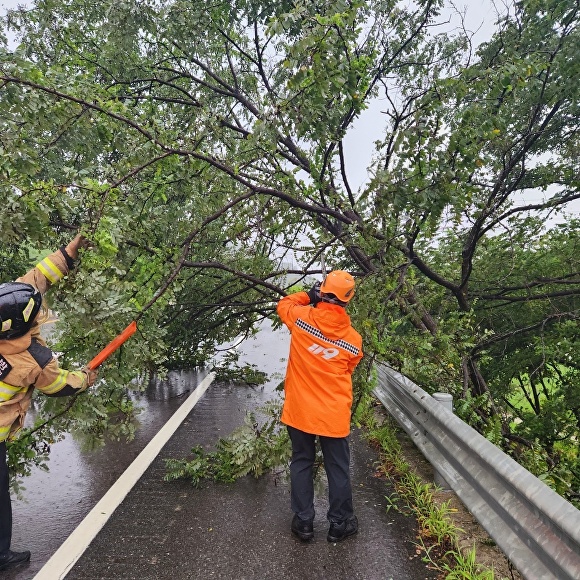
[373, 364, 580, 580]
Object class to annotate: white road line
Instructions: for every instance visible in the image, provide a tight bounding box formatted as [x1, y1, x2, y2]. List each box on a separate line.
[33, 371, 215, 580]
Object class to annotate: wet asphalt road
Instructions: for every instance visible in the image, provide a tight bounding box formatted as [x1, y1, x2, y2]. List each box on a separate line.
[65, 393, 436, 580]
[4, 322, 437, 579]
[4, 369, 209, 580]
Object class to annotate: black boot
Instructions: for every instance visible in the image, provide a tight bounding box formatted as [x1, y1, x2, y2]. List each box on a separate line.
[0, 549, 31, 570]
[291, 514, 314, 541]
[327, 515, 358, 542]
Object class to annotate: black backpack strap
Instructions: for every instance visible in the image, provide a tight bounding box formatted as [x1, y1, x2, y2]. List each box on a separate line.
[27, 339, 54, 369]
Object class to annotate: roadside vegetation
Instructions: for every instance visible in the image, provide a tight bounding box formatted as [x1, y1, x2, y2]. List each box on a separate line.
[358, 399, 508, 580]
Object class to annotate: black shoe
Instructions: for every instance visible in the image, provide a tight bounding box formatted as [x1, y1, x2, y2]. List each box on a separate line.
[291, 514, 314, 541]
[327, 515, 358, 542]
[0, 549, 31, 571]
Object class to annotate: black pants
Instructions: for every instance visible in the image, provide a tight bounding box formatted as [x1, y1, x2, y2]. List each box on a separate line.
[0, 442, 11, 554]
[287, 426, 353, 523]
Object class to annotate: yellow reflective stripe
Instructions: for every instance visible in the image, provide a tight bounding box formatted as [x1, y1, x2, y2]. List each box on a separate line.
[36, 257, 64, 284]
[0, 425, 10, 441]
[42, 369, 68, 394]
[0, 381, 26, 402]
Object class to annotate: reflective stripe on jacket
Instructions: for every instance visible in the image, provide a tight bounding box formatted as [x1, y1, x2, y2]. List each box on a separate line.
[277, 292, 363, 438]
[0, 248, 88, 442]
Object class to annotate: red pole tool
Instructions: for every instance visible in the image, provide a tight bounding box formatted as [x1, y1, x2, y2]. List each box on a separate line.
[86, 320, 137, 370]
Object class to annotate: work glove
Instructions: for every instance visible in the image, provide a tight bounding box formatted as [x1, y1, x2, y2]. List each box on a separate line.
[65, 234, 93, 260]
[81, 366, 98, 389]
[307, 281, 322, 305]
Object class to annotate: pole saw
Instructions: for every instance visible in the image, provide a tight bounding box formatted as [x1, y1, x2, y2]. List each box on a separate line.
[85, 249, 322, 370]
[86, 320, 137, 371]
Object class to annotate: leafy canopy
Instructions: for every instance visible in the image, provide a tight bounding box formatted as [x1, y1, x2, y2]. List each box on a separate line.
[1, 0, 578, 502]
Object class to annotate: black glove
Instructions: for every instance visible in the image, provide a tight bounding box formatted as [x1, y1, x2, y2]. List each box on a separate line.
[307, 281, 322, 305]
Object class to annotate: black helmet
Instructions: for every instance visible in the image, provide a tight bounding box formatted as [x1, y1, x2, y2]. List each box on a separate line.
[0, 282, 42, 339]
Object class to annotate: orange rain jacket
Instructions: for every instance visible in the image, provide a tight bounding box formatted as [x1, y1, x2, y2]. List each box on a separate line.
[0, 248, 89, 443]
[277, 291, 363, 438]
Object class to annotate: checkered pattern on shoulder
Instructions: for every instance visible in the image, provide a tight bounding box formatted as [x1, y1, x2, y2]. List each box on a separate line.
[296, 319, 360, 355]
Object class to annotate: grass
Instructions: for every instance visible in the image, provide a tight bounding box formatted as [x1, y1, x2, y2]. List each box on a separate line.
[360, 403, 502, 579]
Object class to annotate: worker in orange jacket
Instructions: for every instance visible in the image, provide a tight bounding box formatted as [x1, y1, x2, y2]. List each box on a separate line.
[277, 270, 363, 543]
[0, 234, 97, 571]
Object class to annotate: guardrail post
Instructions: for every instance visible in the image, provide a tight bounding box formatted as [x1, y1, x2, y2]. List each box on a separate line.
[432, 393, 453, 490]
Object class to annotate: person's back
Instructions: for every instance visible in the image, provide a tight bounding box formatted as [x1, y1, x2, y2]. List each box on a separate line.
[277, 270, 363, 543]
[277, 292, 362, 437]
